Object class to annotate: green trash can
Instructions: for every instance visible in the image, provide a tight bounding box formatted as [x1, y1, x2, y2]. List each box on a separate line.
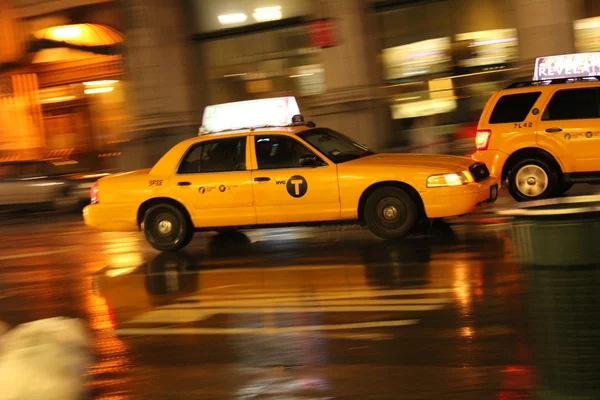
[499, 196, 600, 400]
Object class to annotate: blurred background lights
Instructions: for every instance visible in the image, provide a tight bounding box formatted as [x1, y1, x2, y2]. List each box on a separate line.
[218, 13, 248, 25]
[85, 87, 114, 94]
[48, 25, 82, 40]
[253, 6, 282, 22]
[83, 80, 119, 86]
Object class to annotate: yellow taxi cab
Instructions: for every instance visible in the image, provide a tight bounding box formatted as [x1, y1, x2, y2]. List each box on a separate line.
[83, 97, 499, 251]
[473, 52, 600, 202]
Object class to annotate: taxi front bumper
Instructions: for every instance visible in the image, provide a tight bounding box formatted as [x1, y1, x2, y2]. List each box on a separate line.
[421, 175, 500, 219]
[83, 203, 139, 232]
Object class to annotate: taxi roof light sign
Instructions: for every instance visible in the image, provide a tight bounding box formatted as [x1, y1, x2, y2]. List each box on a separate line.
[201, 96, 301, 134]
[533, 52, 600, 81]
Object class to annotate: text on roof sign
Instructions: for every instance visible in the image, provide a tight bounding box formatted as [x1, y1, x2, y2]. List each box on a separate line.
[533, 52, 600, 81]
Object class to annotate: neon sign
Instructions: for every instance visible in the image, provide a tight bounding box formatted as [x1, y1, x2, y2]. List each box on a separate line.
[533, 52, 600, 80]
[201, 97, 301, 133]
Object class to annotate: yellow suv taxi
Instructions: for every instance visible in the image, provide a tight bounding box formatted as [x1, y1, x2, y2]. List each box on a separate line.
[83, 97, 499, 251]
[473, 52, 600, 202]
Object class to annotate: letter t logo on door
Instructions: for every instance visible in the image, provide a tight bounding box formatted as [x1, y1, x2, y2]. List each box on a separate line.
[286, 175, 308, 198]
[291, 179, 302, 195]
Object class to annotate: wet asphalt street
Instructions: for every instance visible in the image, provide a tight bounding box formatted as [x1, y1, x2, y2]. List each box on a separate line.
[0, 185, 598, 399]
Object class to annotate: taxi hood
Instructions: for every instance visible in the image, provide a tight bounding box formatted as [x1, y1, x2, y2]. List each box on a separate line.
[347, 153, 476, 172]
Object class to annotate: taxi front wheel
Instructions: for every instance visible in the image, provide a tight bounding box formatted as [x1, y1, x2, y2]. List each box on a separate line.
[143, 204, 194, 251]
[364, 187, 419, 240]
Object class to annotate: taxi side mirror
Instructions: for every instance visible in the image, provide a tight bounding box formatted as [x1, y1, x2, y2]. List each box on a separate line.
[299, 155, 319, 167]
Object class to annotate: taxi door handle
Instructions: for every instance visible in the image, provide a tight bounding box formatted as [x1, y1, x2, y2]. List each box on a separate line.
[545, 128, 562, 133]
[254, 177, 271, 182]
[177, 181, 191, 186]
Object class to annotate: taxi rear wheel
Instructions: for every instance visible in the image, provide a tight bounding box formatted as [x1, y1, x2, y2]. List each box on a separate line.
[364, 187, 419, 240]
[508, 158, 559, 202]
[143, 204, 194, 251]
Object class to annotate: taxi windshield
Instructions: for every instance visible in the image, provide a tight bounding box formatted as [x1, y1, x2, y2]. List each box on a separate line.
[298, 128, 375, 163]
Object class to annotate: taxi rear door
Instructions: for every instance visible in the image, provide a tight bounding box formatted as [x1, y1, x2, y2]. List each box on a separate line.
[172, 135, 256, 227]
[250, 134, 341, 225]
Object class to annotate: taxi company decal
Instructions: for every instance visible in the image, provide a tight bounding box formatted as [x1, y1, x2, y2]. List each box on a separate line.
[199, 186, 217, 194]
[219, 185, 226, 192]
[286, 175, 308, 198]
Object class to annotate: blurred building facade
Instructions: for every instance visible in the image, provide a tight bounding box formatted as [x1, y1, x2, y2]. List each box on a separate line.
[1, 0, 600, 169]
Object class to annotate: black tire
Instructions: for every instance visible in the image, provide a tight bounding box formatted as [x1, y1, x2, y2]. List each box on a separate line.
[364, 187, 419, 240]
[507, 157, 560, 202]
[143, 203, 194, 251]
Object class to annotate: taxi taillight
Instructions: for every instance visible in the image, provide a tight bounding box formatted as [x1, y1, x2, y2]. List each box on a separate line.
[475, 129, 491, 150]
[90, 181, 99, 204]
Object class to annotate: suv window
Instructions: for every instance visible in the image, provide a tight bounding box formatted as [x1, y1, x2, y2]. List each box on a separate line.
[255, 135, 320, 169]
[542, 88, 600, 121]
[489, 92, 541, 124]
[178, 137, 246, 174]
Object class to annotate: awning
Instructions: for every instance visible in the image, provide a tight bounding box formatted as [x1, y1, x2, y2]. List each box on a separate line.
[0, 24, 125, 73]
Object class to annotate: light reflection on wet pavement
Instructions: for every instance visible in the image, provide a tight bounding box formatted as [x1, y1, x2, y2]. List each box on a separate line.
[0, 210, 535, 399]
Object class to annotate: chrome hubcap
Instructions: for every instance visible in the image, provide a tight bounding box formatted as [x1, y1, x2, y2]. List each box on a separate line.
[158, 220, 173, 235]
[382, 205, 399, 220]
[516, 165, 548, 197]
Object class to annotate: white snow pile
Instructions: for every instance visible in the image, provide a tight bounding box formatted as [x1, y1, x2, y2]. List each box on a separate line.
[0, 317, 93, 400]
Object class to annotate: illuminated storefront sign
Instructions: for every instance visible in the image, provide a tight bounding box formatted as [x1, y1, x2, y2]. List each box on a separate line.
[455, 29, 518, 68]
[533, 52, 600, 80]
[391, 98, 457, 119]
[382, 37, 452, 80]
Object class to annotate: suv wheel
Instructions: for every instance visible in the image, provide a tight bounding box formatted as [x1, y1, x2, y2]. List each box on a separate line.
[508, 158, 559, 202]
[143, 204, 194, 251]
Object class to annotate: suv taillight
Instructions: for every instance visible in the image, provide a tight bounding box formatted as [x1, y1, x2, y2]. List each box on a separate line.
[90, 181, 99, 204]
[475, 129, 491, 150]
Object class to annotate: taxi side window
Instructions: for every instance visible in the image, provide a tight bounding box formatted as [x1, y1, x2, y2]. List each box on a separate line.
[542, 88, 600, 121]
[489, 92, 541, 124]
[178, 137, 246, 174]
[255, 135, 319, 169]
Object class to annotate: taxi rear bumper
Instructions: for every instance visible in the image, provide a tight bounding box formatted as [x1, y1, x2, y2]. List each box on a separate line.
[472, 150, 509, 179]
[421, 175, 500, 219]
[83, 203, 139, 232]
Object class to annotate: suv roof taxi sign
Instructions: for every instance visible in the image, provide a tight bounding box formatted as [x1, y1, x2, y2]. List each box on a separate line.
[201, 96, 301, 133]
[533, 52, 600, 81]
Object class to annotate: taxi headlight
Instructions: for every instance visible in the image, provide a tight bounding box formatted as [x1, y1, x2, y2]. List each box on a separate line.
[426, 172, 470, 188]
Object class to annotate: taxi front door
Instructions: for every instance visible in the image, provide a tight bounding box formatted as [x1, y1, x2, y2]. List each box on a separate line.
[172, 136, 256, 228]
[251, 134, 341, 225]
[537, 87, 600, 172]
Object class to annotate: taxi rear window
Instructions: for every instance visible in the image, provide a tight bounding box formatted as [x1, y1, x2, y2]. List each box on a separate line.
[489, 92, 541, 124]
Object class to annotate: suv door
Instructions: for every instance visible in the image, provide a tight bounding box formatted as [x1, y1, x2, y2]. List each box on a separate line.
[251, 134, 341, 225]
[173, 135, 256, 227]
[537, 87, 600, 172]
